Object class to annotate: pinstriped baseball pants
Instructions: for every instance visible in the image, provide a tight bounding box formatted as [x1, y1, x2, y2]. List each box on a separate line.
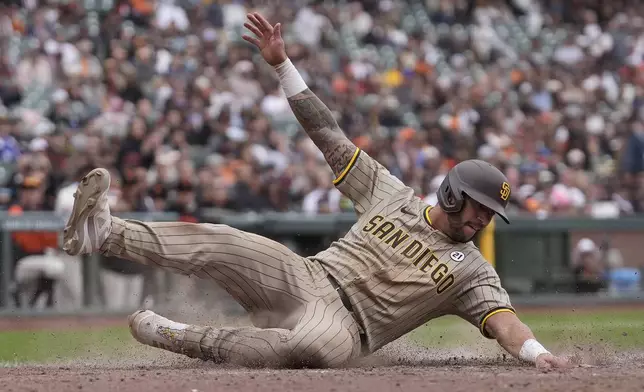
[101, 217, 362, 368]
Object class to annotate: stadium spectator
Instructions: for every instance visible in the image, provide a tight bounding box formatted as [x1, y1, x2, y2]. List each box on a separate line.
[8, 173, 59, 307]
[302, 170, 343, 215]
[571, 238, 607, 293]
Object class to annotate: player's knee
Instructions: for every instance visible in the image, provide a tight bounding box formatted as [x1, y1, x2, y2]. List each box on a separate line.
[297, 333, 356, 368]
[233, 341, 294, 369]
[209, 224, 239, 236]
[207, 224, 245, 244]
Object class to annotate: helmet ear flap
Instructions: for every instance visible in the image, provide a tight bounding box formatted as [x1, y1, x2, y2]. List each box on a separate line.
[437, 175, 465, 213]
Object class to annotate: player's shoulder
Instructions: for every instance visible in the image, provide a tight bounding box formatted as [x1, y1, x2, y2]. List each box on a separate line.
[373, 184, 418, 211]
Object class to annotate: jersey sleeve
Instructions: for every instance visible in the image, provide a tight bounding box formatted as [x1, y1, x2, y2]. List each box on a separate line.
[452, 262, 515, 339]
[333, 148, 408, 215]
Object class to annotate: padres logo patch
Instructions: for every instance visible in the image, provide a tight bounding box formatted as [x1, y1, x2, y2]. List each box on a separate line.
[450, 251, 465, 262]
[500, 181, 511, 201]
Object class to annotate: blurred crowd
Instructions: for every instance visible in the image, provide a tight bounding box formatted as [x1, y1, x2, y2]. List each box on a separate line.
[1, 0, 644, 223]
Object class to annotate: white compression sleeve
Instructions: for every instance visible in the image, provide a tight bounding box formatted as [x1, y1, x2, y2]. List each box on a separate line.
[273, 58, 308, 98]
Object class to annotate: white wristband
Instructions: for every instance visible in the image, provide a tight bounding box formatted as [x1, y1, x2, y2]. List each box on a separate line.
[519, 339, 550, 363]
[274, 58, 308, 98]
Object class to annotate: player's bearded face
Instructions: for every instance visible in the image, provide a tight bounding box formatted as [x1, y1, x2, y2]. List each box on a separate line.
[446, 197, 494, 243]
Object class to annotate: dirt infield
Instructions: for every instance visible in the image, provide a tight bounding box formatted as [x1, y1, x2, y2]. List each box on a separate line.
[1, 300, 643, 391]
[2, 351, 643, 392]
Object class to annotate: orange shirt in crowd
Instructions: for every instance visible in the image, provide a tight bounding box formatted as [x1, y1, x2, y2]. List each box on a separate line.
[8, 205, 59, 255]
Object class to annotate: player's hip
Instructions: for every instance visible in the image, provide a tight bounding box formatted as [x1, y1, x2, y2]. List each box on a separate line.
[324, 272, 369, 356]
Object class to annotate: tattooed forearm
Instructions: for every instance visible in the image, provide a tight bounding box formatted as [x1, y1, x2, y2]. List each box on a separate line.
[287, 89, 357, 176]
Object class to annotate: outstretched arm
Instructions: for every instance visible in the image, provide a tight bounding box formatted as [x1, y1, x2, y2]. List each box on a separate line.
[242, 12, 357, 176]
[455, 265, 572, 370]
[285, 89, 356, 176]
[485, 311, 571, 369]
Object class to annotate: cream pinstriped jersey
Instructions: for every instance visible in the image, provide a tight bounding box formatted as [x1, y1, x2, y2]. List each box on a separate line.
[311, 148, 515, 353]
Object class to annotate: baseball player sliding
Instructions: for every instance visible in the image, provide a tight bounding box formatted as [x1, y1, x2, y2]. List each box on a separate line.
[63, 12, 569, 370]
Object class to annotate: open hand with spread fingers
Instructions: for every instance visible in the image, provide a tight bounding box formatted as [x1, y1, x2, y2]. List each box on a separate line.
[242, 12, 287, 66]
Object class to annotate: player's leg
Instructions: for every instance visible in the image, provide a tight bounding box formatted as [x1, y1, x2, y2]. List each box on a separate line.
[103, 218, 323, 320]
[128, 290, 362, 368]
[64, 169, 364, 367]
[62, 169, 326, 323]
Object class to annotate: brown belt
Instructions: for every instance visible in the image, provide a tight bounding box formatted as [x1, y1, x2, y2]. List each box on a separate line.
[327, 273, 368, 351]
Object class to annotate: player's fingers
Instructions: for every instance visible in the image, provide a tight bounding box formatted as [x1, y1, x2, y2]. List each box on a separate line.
[274, 23, 282, 38]
[536, 359, 551, 370]
[241, 35, 261, 47]
[549, 358, 569, 369]
[557, 358, 572, 368]
[253, 12, 274, 32]
[247, 13, 265, 32]
[244, 22, 263, 38]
